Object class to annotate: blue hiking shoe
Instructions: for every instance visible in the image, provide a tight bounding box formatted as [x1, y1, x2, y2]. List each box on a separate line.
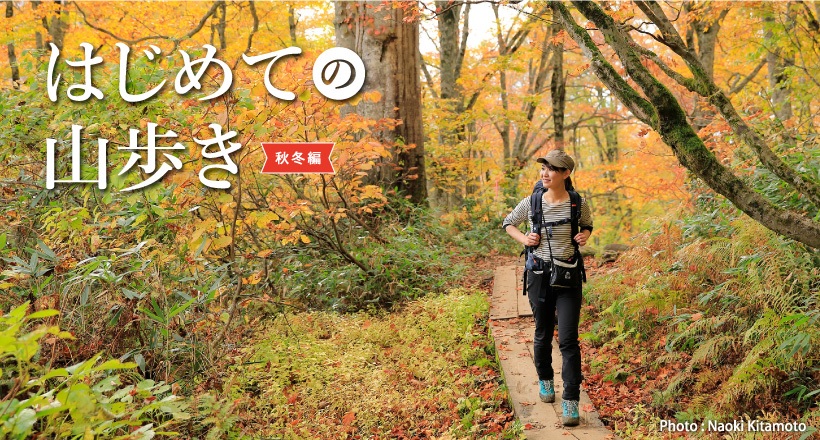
[538, 380, 555, 403]
[562, 400, 580, 426]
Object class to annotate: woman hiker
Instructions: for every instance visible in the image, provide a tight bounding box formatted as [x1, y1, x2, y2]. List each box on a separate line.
[501, 149, 593, 426]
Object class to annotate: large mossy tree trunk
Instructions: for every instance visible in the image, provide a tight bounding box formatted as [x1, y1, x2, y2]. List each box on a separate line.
[335, 1, 427, 206]
[551, 1, 820, 248]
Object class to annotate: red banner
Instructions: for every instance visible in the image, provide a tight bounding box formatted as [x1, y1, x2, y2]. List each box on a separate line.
[261, 142, 335, 174]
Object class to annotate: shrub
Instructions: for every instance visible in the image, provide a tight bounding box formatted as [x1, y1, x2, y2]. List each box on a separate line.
[0, 303, 188, 439]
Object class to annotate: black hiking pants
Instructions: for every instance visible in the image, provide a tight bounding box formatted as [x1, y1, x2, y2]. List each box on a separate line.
[526, 270, 583, 401]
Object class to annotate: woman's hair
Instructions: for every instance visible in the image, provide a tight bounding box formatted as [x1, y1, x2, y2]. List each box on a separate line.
[546, 163, 575, 191]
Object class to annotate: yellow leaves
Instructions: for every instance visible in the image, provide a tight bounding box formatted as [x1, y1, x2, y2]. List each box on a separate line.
[242, 271, 263, 285]
[365, 90, 382, 103]
[333, 208, 348, 222]
[257, 249, 273, 258]
[346, 94, 363, 107]
[220, 202, 237, 216]
[210, 235, 232, 251]
[90, 235, 101, 254]
[251, 82, 268, 98]
[258, 212, 281, 228]
[190, 218, 217, 243]
[300, 235, 311, 244]
[358, 185, 387, 202]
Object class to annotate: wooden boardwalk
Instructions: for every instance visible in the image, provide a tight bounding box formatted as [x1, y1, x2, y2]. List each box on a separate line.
[490, 266, 618, 440]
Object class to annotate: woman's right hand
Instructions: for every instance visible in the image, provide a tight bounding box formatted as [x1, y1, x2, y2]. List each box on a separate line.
[504, 225, 541, 247]
[523, 232, 541, 247]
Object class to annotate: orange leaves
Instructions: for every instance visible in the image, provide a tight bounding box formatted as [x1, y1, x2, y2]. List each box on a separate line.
[341, 411, 356, 426]
[284, 389, 299, 405]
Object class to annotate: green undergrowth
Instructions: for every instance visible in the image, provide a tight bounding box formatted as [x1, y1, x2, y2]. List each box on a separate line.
[225, 288, 523, 439]
[581, 205, 819, 439]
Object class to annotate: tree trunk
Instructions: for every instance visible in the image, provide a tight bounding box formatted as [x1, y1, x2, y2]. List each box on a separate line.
[47, 0, 67, 51]
[5, 1, 18, 87]
[682, 2, 728, 131]
[554, 1, 820, 248]
[288, 4, 298, 46]
[437, 0, 463, 107]
[494, 4, 554, 179]
[335, 1, 426, 205]
[435, 0, 467, 206]
[31, 1, 44, 51]
[550, 20, 565, 149]
[765, 13, 794, 121]
[216, 0, 227, 50]
[394, 4, 427, 205]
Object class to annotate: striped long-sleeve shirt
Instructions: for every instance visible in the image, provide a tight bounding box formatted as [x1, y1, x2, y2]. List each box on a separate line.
[502, 194, 593, 261]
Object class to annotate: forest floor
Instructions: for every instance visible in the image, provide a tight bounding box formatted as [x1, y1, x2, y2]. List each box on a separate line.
[218, 252, 527, 438]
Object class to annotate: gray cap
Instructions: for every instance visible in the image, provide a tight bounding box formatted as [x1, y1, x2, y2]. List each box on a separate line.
[536, 149, 575, 172]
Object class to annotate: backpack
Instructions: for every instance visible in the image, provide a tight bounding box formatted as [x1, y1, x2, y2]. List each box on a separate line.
[521, 181, 586, 295]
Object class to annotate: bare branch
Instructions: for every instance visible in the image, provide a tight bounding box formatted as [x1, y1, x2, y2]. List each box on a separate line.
[420, 51, 440, 99]
[73, 1, 220, 51]
[233, 0, 259, 70]
[727, 57, 766, 95]
[455, 1, 470, 81]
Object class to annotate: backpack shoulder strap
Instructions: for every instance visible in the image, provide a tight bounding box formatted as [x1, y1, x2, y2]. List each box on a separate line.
[523, 181, 546, 296]
[530, 181, 546, 230]
[569, 190, 581, 238]
[568, 190, 586, 282]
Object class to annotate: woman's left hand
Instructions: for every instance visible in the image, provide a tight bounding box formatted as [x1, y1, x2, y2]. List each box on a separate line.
[574, 230, 590, 246]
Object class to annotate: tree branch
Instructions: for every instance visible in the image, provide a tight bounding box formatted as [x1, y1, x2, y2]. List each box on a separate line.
[727, 57, 766, 95]
[568, 0, 820, 247]
[236, 0, 259, 69]
[634, 44, 699, 91]
[455, 1, 470, 81]
[419, 51, 440, 99]
[550, 2, 657, 127]
[73, 1, 221, 51]
[634, 0, 820, 208]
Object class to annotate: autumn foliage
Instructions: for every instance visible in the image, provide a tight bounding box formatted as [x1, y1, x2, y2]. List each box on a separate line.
[1, 0, 818, 438]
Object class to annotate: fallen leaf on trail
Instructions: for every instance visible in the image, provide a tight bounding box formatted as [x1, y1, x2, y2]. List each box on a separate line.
[582, 403, 594, 412]
[342, 411, 355, 426]
[524, 423, 533, 430]
[499, 355, 508, 360]
[521, 401, 535, 406]
[563, 430, 571, 435]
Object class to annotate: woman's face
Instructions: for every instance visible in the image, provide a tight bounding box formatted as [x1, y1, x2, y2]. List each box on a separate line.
[540, 163, 571, 190]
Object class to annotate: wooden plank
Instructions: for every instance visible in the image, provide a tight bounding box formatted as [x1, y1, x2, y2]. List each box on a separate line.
[544, 330, 617, 438]
[490, 266, 519, 320]
[490, 266, 618, 439]
[490, 320, 566, 440]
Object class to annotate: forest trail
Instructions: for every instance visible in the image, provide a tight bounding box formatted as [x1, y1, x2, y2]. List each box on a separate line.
[490, 264, 618, 440]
